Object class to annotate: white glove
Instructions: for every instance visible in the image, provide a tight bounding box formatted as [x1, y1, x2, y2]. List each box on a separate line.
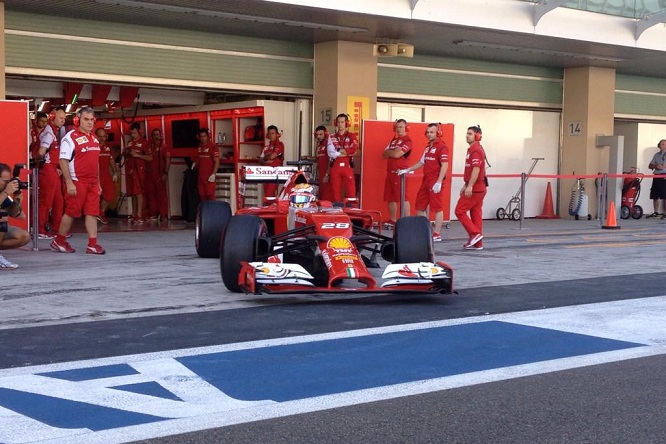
[432, 182, 442, 193]
[208, 173, 216, 183]
[397, 169, 409, 176]
[112, 173, 118, 183]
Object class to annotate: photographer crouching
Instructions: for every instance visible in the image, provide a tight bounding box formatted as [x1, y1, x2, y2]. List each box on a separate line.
[0, 163, 30, 270]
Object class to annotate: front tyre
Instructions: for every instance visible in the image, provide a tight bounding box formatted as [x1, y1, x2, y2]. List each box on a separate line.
[195, 201, 232, 258]
[631, 205, 643, 219]
[394, 216, 433, 263]
[220, 215, 267, 292]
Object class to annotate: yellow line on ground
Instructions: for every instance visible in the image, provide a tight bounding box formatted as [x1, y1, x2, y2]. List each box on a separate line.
[565, 240, 665, 249]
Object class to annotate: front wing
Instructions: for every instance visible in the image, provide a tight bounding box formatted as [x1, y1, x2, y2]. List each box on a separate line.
[238, 261, 453, 295]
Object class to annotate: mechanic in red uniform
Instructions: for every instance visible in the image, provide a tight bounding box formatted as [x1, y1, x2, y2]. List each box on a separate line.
[398, 123, 449, 242]
[125, 122, 152, 224]
[51, 106, 105, 254]
[259, 125, 285, 199]
[314, 125, 332, 201]
[326, 113, 358, 205]
[455, 125, 488, 251]
[30, 111, 49, 162]
[195, 128, 220, 202]
[382, 119, 412, 226]
[146, 128, 171, 220]
[36, 107, 66, 240]
[95, 128, 119, 225]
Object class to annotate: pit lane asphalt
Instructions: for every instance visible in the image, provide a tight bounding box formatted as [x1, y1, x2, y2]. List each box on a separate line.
[1, 217, 665, 444]
[1, 216, 665, 368]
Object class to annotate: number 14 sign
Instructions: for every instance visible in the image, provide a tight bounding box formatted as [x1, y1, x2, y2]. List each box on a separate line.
[568, 122, 583, 136]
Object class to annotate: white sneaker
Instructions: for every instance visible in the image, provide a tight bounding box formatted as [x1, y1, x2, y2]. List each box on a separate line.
[0, 255, 18, 270]
[464, 233, 483, 248]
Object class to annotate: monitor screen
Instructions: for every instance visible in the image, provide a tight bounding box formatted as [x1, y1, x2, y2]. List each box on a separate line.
[171, 119, 200, 148]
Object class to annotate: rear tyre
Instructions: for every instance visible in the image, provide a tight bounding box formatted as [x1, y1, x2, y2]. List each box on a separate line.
[496, 208, 506, 220]
[220, 215, 267, 292]
[620, 205, 630, 220]
[394, 216, 433, 263]
[631, 205, 643, 219]
[195, 201, 232, 258]
[511, 208, 521, 221]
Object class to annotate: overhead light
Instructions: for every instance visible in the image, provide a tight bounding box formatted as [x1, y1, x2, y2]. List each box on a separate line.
[373, 43, 414, 58]
[453, 40, 624, 63]
[94, 0, 367, 33]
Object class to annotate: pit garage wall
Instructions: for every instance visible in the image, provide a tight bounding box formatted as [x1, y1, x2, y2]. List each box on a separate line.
[377, 103, 561, 220]
[0, 101, 29, 230]
[4, 11, 313, 95]
[615, 121, 666, 214]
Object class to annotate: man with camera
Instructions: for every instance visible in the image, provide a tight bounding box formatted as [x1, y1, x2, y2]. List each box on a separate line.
[0, 163, 31, 270]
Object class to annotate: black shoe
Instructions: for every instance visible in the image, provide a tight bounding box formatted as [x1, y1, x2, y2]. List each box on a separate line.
[647, 212, 659, 218]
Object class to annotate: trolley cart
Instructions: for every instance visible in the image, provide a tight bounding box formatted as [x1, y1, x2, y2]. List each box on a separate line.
[496, 157, 544, 221]
[620, 167, 644, 220]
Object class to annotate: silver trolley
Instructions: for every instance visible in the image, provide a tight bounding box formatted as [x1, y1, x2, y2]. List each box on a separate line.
[496, 157, 544, 221]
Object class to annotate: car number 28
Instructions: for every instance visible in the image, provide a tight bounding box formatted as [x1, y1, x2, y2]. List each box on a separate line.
[320, 222, 350, 229]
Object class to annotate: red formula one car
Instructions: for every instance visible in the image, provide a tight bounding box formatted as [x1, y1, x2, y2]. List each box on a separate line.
[195, 162, 453, 295]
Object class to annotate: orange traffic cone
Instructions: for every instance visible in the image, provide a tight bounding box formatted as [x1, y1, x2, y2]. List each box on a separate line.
[536, 182, 559, 219]
[602, 201, 621, 230]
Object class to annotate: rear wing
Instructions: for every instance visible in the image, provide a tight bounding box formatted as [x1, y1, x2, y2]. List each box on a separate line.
[240, 165, 299, 183]
[239, 161, 316, 207]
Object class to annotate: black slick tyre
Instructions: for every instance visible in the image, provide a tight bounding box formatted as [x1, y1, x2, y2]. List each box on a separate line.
[195, 201, 232, 258]
[220, 215, 267, 292]
[394, 216, 434, 263]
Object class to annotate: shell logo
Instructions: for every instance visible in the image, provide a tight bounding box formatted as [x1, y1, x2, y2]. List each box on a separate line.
[327, 237, 352, 249]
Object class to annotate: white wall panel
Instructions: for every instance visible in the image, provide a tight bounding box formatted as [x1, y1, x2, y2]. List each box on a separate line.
[636, 123, 666, 211]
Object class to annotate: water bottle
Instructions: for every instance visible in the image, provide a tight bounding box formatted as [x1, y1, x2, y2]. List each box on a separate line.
[217, 132, 223, 144]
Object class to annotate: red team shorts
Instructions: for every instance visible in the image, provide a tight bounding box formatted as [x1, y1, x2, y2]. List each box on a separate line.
[383, 172, 408, 202]
[100, 175, 115, 202]
[126, 167, 145, 195]
[64, 180, 101, 218]
[415, 179, 443, 212]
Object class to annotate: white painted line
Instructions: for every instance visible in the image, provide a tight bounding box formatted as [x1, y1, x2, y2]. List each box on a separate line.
[1, 296, 664, 377]
[1, 297, 664, 444]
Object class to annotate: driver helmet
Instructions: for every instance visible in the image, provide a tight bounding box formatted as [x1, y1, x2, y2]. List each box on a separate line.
[289, 183, 316, 208]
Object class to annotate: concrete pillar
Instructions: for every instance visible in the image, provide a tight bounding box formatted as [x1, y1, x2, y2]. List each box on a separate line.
[560, 67, 616, 218]
[313, 41, 377, 170]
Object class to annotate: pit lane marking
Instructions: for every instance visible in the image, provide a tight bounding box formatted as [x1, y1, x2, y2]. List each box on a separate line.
[0, 296, 664, 444]
[565, 240, 664, 248]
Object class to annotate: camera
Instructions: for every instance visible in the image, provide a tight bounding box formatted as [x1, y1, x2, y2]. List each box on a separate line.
[11, 164, 29, 195]
[0, 209, 8, 233]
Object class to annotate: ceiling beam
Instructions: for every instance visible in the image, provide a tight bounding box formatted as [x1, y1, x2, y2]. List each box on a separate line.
[635, 10, 666, 40]
[534, 0, 568, 26]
